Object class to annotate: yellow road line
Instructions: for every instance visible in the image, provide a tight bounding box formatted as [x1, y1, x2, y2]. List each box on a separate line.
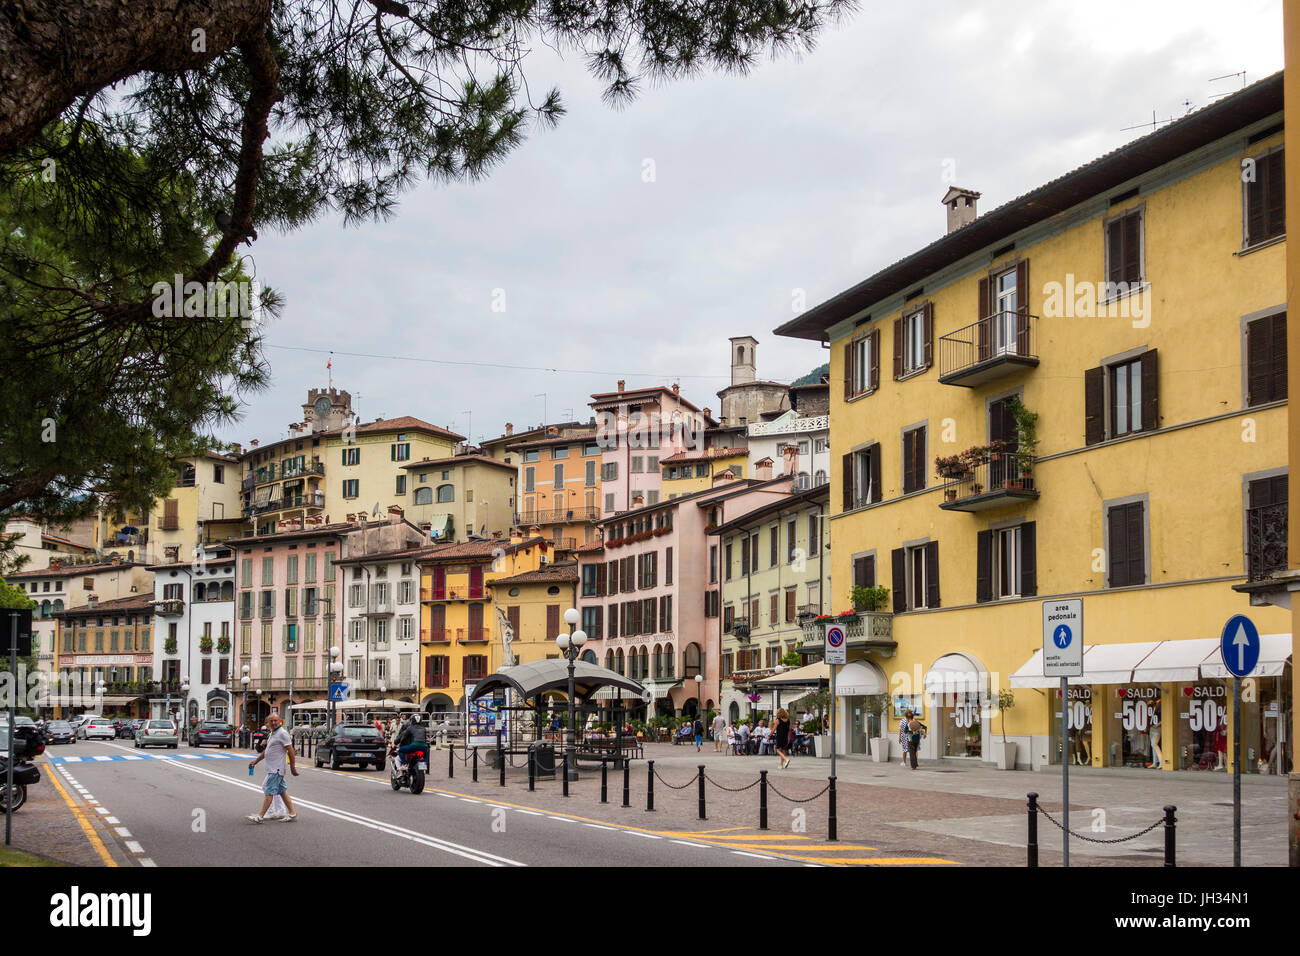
[702, 843, 881, 852]
[44, 763, 117, 868]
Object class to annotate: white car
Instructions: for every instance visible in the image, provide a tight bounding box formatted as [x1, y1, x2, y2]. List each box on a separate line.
[82, 718, 117, 740]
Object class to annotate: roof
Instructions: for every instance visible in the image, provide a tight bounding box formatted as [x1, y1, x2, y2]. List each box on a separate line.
[487, 562, 579, 586]
[481, 421, 588, 448]
[716, 380, 790, 394]
[145, 557, 235, 572]
[505, 430, 598, 452]
[7, 560, 143, 579]
[574, 541, 606, 554]
[40, 532, 95, 551]
[775, 71, 1284, 342]
[230, 522, 355, 547]
[468, 660, 645, 702]
[56, 594, 156, 617]
[708, 485, 831, 535]
[318, 416, 464, 442]
[400, 454, 516, 472]
[588, 385, 710, 417]
[416, 537, 547, 564]
[325, 545, 441, 567]
[659, 447, 746, 464]
[598, 474, 793, 525]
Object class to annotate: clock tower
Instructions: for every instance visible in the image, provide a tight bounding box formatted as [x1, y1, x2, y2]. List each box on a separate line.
[302, 387, 353, 432]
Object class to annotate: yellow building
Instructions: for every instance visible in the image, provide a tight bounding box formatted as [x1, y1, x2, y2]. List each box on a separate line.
[510, 424, 602, 550]
[777, 74, 1291, 773]
[150, 452, 244, 562]
[400, 453, 516, 543]
[661, 447, 748, 498]
[487, 561, 578, 666]
[417, 535, 548, 711]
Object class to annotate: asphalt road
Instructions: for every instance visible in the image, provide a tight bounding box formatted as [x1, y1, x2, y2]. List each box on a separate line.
[39, 740, 807, 868]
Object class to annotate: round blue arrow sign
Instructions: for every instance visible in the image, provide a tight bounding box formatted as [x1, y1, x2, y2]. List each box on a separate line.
[1219, 615, 1260, 678]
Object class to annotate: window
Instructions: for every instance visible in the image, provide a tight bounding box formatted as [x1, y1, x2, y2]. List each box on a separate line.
[395, 474, 407, 495]
[769, 525, 778, 567]
[991, 268, 1020, 356]
[665, 547, 673, 586]
[1243, 147, 1285, 248]
[213, 464, 225, 483]
[647, 490, 659, 505]
[891, 541, 939, 611]
[436, 484, 455, 503]
[1105, 208, 1144, 288]
[524, 450, 540, 463]
[631, 456, 643, 473]
[581, 606, 603, 639]
[704, 590, 719, 618]
[894, 305, 932, 378]
[341, 447, 360, 466]
[585, 460, 597, 487]
[525, 467, 535, 492]
[324, 551, 336, 581]
[414, 487, 433, 505]
[845, 330, 880, 398]
[901, 425, 926, 494]
[1088, 350, 1158, 445]
[604, 493, 615, 512]
[785, 588, 797, 622]
[602, 462, 618, 481]
[286, 555, 298, 585]
[342, 478, 359, 498]
[1106, 500, 1147, 588]
[852, 554, 875, 588]
[305, 553, 317, 583]
[1246, 311, 1287, 407]
[391, 442, 410, 461]
[1246, 473, 1288, 579]
[843, 443, 881, 510]
[786, 519, 797, 563]
[426, 656, 450, 688]
[976, 523, 1037, 602]
[552, 446, 569, 459]
[553, 463, 563, 488]
[1111, 359, 1142, 437]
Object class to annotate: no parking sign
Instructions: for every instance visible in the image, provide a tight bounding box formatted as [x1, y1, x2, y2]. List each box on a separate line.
[824, 623, 847, 664]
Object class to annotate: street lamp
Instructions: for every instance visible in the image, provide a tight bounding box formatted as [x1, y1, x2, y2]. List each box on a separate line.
[554, 607, 585, 781]
[772, 664, 785, 714]
[694, 674, 703, 747]
[180, 678, 191, 736]
[241, 665, 250, 745]
[328, 646, 343, 730]
[95, 678, 105, 715]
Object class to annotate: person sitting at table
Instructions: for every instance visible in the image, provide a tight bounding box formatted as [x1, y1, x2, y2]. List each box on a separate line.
[758, 719, 773, 755]
[736, 722, 751, 754]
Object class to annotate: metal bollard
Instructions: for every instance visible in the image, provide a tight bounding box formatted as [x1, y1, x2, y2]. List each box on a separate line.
[622, 760, 630, 808]
[472, 747, 478, 783]
[562, 751, 570, 797]
[498, 730, 505, 788]
[448, 744, 454, 779]
[697, 765, 706, 820]
[600, 760, 608, 804]
[828, 776, 837, 842]
[647, 760, 655, 812]
[528, 748, 535, 792]
[1027, 792, 1039, 868]
[1163, 805, 1177, 868]
[759, 770, 768, 830]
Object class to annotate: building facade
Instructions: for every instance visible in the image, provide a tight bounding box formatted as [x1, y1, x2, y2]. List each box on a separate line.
[510, 424, 602, 549]
[400, 454, 516, 543]
[779, 74, 1292, 772]
[50, 594, 156, 718]
[149, 548, 237, 723]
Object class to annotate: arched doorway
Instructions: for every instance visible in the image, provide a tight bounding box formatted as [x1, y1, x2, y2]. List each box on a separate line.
[924, 652, 988, 760]
[728, 701, 740, 724]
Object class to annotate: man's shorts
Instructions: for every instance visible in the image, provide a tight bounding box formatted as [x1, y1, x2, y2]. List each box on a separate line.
[263, 772, 288, 796]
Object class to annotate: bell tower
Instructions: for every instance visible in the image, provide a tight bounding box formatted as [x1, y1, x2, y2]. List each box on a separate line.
[729, 336, 758, 386]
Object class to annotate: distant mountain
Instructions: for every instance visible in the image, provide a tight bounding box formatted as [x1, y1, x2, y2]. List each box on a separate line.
[790, 363, 829, 387]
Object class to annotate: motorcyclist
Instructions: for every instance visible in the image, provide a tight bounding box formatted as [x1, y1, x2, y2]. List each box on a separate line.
[392, 713, 428, 770]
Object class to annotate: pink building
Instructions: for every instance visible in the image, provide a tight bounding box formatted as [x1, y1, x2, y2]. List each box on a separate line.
[576, 476, 793, 718]
[590, 382, 715, 515]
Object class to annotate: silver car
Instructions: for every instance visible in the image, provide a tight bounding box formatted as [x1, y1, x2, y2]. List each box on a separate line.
[134, 720, 179, 749]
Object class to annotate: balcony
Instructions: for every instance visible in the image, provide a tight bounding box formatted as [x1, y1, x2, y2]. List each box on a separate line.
[259, 603, 275, 619]
[422, 587, 485, 602]
[799, 612, 893, 649]
[730, 620, 751, 641]
[938, 449, 1038, 513]
[364, 599, 393, 617]
[455, 627, 492, 644]
[1246, 502, 1288, 581]
[518, 506, 600, 525]
[155, 598, 185, 617]
[938, 312, 1039, 387]
[420, 628, 450, 644]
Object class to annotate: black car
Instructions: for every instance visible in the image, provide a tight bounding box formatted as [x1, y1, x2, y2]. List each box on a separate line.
[189, 721, 235, 748]
[45, 721, 75, 745]
[315, 724, 386, 771]
[0, 724, 45, 760]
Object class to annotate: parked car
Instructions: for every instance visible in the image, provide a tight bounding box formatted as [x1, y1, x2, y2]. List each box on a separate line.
[70, 715, 99, 738]
[315, 724, 386, 771]
[82, 718, 117, 741]
[0, 725, 46, 760]
[134, 720, 179, 749]
[189, 721, 235, 749]
[44, 721, 75, 745]
[122, 718, 145, 739]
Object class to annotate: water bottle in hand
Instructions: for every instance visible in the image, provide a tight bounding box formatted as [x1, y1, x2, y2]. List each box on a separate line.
[248, 763, 255, 777]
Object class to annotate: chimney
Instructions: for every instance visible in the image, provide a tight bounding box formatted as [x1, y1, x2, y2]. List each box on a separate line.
[703, 408, 711, 420]
[387, 505, 403, 525]
[87, 594, 99, 609]
[505, 423, 513, 436]
[49, 558, 63, 572]
[250, 439, 259, 448]
[617, 380, 625, 393]
[942, 186, 981, 234]
[672, 384, 680, 395]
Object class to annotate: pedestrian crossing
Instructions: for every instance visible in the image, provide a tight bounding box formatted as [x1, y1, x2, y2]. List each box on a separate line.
[48, 752, 250, 764]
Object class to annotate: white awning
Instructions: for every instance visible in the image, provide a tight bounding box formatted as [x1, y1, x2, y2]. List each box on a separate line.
[288, 699, 330, 710]
[757, 662, 830, 688]
[1082, 641, 1161, 684]
[834, 660, 886, 696]
[924, 653, 984, 695]
[1132, 638, 1221, 683]
[1200, 633, 1293, 679]
[1010, 649, 1093, 689]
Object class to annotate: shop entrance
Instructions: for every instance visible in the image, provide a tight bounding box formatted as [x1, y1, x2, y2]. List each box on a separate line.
[937, 692, 983, 758]
[1048, 686, 1093, 765]
[1105, 685, 1162, 768]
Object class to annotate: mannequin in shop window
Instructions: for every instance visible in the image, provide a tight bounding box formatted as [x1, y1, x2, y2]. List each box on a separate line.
[1145, 699, 1162, 769]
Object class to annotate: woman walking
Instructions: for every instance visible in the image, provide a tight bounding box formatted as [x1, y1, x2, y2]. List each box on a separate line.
[774, 708, 792, 769]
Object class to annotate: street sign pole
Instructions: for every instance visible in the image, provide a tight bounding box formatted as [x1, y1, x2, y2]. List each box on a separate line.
[1043, 598, 1083, 869]
[6, 613, 16, 846]
[823, 624, 847, 779]
[1218, 614, 1259, 869]
[830, 663, 837, 782]
[1061, 675, 1068, 868]
[1233, 675, 1241, 867]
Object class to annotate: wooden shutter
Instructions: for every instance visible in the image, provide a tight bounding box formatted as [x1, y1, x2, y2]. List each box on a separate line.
[924, 540, 940, 609]
[650, 551, 658, 588]
[1126, 503, 1145, 586]
[723, 603, 733, 631]
[870, 444, 882, 503]
[424, 656, 435, 688]
[1269, 313, 1288, 403]
[785, 589, 796, 622]
[1106, 218, 1124, 285]
[975, 529, 992, 603]
[1084, 366, 1105, 445]
[1122, 214, 1141, 283]
[666, 547, 673, 585]
[843, 343, 854, 400]
[769, 528, 778, 568]
[892, 318, 904, 379]
[468, 602, 484, 636]
[869, 329, 880, 391]
[1139, 349, 1159, 432]
[891, 548, 906, 613]
[922, 303, 934, 369]
[901, 431, 915, 493]
[1016, 258, 1032, 351]
[608, 604, 618, 637]
[842, 453, 854, 510]
[595, 562, 606, 596]
[430, 604, 445, 639]
[508, 605, 521, 637]
[1247, 156, 1268, 244]
[1247, 313, 1287, 406]
[770, 593, 778, 625]
[163, 498, 178, 530]
[1020, 521, 1037, 597]
[977, 276, 991, 361]
[1108, 503, 1145, 587]
[1265, 149, 1286, 239]
[469, 564, 484, 596]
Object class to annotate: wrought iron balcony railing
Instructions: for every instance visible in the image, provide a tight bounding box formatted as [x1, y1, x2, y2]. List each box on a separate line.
[1246, 502, 1288, 581]
[938, 312, 1039, 387]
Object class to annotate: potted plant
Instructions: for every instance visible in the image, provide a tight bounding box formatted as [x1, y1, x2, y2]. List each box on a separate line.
[994, 688, 1017, 770]
[944, 489, 957, 502]
[868, 696, 892, 762]
[216, 636, 231, 655]
[971, 482, 984, 495]
[849, 584, 890, 613]
[164, 637, 177, 655]
[199, 636, 213, 653]
[1005, 395, 1040, 478]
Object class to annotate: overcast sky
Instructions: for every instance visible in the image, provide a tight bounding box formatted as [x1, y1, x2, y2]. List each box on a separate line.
[222, 0, 1284, 448]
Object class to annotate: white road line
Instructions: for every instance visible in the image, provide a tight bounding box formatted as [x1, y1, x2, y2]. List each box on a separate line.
[122, 755, 144, 761]
[582, 823, 617, 831]
[547, 816, 576, 823]
[93, 807, 109, 815]
[512, 809, 544, 816]
[140, 859, 156, 867]
[62, 756, 82, 762]
[732, 851, 775, 860]
[93, 755, 113, 761]
[105, 816, 120, 824]
[115, 828, 132, 838]
[125, 841, 144, 854]
[101, 743, 525, 867]
[624, 831, 661, 839]
[671, 840, 710, 848]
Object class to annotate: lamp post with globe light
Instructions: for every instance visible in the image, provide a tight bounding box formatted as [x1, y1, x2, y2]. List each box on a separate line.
[240, 666, 250, 746]
[554, 607, 586, 781]
[328, 646, 344, 730]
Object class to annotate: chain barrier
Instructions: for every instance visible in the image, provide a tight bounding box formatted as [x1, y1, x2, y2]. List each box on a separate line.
[702, 772, 761, 793]
[766, 779, 831, 804]
[1037, 807, 1165, 844]
[652, 767, 698, 790]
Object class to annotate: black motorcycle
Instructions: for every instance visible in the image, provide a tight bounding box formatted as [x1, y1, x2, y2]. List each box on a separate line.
[0, 758, 40, 813]
[389, 745, 428, 794]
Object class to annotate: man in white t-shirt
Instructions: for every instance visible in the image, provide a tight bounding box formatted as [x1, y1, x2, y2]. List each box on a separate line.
[711, 712, 727, 752]
[247, 713, 299, 823]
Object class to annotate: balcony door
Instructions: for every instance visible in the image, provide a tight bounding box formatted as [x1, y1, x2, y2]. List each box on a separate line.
[1247, 474, 1288, 580]
[988, 397, 1019, 487]
[993, 269, 1018, 356]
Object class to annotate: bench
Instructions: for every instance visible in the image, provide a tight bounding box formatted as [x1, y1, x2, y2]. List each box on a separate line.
[574, 737, 643, 764]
